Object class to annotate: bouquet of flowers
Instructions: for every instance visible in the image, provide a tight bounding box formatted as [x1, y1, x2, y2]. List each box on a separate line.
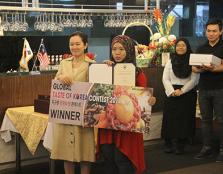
[85, 52, 96, 63]
[149, 8, 176, 66]
[135, 44, 154, 67]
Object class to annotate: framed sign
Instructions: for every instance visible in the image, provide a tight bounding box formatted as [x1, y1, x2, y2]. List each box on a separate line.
[89, 64, 112, 84]
[113, 63, 135, 86]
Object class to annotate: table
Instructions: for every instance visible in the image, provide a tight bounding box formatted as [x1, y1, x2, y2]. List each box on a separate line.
[0, 106, 163, 174]
[1, 106, 163, 149]
[1, 106, 49, 154]
[0, 106, 49, 173]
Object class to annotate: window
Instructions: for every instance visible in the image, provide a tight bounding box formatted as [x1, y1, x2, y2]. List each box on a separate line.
[169, 5, 183, 18]
[195, 3, 209, 37]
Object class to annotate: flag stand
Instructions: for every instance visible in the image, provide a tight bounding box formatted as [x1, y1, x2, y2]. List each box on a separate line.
[30, 51, 41, 75]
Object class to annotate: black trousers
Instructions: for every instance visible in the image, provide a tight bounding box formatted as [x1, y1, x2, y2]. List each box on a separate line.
[199, 89, 223, 147]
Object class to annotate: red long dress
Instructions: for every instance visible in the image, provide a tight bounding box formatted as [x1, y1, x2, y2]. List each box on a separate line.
[98, 71, 148, 174]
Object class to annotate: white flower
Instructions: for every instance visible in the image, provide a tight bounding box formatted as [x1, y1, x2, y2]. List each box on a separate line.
[168, 35, 176, 42]
[151, 32, 162, 40]
[144, 50, 154, 58]
[136, 54, 145, 59]
[159, 37, 168, 44]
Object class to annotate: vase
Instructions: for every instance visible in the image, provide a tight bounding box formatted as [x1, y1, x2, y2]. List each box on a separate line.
[161, 52, 170, 67]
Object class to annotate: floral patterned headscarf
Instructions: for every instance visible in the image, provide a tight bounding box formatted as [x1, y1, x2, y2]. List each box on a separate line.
[110, 35, 136, 65]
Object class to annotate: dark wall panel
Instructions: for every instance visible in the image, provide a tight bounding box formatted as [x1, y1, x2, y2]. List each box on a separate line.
[209, 0, 223, 18]
[0, 36, 70, 72]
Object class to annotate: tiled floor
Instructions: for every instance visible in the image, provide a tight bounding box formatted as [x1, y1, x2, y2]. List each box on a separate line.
[1, 139, 223, 174]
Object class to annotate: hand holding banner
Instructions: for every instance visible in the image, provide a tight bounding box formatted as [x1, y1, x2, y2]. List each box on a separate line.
[49, 80, 153, 133]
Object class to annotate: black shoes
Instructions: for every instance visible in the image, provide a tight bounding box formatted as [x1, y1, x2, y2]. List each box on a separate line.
[175, 148, 184, 155]
[175, 142, 185, 155]
[164, 139, 174, 153]
[164, 147, 184, 154]
[164, 146, 174, 153]
[195, 146, 223, 162]
[164, 139, 185, 155]
[216, 148, 223, 162]
[194, 146, 213, 159]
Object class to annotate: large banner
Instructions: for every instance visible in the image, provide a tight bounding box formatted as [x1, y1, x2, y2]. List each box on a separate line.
[49, 80, 153, 133]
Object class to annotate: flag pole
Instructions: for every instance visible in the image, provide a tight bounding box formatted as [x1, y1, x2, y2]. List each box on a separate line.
[30, 51, 40, 75]
[31, 50, 38, 71]
[31, 39, 42, 71]
[30, 38, 43, 74]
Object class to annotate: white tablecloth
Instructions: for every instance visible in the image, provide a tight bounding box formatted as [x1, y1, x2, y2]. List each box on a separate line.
[1, 114, 18, 142]
[1, 109, 164, 152]
[0, 106, 51, 154]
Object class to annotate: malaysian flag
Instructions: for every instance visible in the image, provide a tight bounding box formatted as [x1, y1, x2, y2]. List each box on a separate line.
[19, 38, 33, 70]
[37, 39, 50, 68]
